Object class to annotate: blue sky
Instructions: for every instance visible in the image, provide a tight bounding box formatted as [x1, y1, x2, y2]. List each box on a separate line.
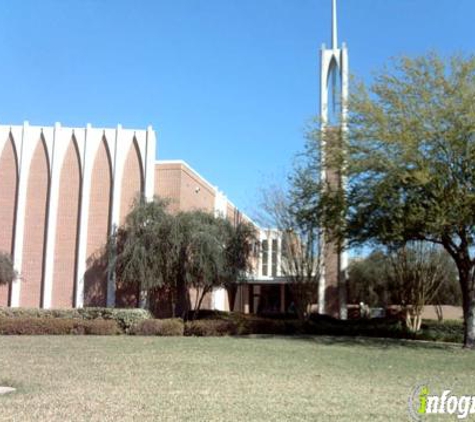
[0, 0, 473, 217]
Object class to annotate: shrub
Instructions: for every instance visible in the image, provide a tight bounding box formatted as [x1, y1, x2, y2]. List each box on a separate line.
[304, 315, 406, 338]
[0, 318, 120, 335]
[130, 319, 184, 336]
[83, 320, 122, 335]
[240, 318, 303, 335]
[184, 317, 305, 336]
[185, 319, 238, 336]
[185, 309, 232, 320]
[0, 307, 82, 319]
[0, 252, 16, 285]
[417, 320, 463, 343]
[78, 308, 152, 333]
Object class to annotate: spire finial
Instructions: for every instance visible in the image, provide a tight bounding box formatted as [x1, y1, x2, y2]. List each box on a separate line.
[332, 0, 338, 49]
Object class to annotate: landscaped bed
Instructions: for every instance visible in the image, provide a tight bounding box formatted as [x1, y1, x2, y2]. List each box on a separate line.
[0, 307, 466, 343]
[0, 335, 474, 421]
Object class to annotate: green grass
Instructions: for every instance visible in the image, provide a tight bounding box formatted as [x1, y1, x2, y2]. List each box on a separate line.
[0, 336, 474, 421]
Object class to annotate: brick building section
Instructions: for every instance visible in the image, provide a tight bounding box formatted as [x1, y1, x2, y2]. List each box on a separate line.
[227, 203, 236, 223]
[154, 164, 181, 213]
[51, 140, 81, 308]
[323, 239, 340, 317]
[155, 162, 215, 213]
[119, 140, 144, 224]
[189, 288, 212, 310]
[84, 139, 111, 307]
[116, 140, 144, 308]
[0, 137, 18, 306]
[21, 139, 49, 307]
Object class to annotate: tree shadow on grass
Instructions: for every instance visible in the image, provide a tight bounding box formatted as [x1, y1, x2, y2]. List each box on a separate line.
[234, 334, 463, 351]
[298, 335, 463, 351]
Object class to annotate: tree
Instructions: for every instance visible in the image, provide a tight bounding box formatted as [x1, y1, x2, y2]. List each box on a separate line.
[221, 216, 257, 312]
[315, 53, 475, 347]
[348, 250, 389, 307]
[110, 197, 256, 318]
[173, 210, 256, 316]
[260, 184, 321, 321]
[348, 247, 459, 312]
[111, 197, 171, 292]
[0, 252, 16, 286]
[386, 242, 454, 332]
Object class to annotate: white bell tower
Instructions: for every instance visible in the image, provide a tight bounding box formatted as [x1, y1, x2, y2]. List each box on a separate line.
[319, 0, 349, 319]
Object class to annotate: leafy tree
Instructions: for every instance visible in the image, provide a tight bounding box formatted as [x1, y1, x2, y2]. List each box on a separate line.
[110, 198, 256, 318]
[312, 53, 475, 347]
[111, 197, 171, 292]
[221, 216, 257, 312]
[173, 210, 255, 316]
[348, 250, 389, 307]
[0, 252, 16, 285]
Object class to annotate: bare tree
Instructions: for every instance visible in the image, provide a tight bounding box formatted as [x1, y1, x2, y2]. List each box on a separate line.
[387, 242, 451, 333]
[260, 185, 321, 320]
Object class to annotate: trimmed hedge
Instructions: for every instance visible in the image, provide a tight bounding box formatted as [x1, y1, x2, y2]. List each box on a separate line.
[185, 320, 237, 336]
[303, 317, 406, 339]
[417, 320, 464, 343]
[0, 306, 464, 342]
[183, 313, 464, 342]
[241, 318, 303, 335]
[78, 308, 152, 333]
[0, 317, 121, 335]
[0, 307, 82, 319]
[130, 319, 184, 336]
[184, 318, 304, 336]
[0, 307, 152, 333]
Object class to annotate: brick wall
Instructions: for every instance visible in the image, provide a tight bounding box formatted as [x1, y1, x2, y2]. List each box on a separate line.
[0, 137, 17, 306]
[84, 138, 111, 307]
[155, 162, 216, 213]
[116, 140, 144, 307]
[52, 139, 81, 308]
[323, 126, 343, 317]
[155, 163, 181, 213]
[21, 139, 49, 307]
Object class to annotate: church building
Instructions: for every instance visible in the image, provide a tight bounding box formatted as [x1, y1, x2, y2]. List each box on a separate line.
[0, 0, 347, 317]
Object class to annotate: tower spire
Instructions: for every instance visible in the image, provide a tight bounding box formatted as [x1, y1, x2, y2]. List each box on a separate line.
[319, 0, 348, 320]
[332, 0, 338, 49]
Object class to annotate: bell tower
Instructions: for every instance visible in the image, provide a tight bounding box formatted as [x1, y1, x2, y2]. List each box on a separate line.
[319, 0, 348, 319]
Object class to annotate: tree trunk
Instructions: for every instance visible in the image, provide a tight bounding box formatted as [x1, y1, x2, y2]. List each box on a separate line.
[458, 265, 475, 349]
[226, 285, 237, 312]
[175, 273, 190, 319]
[435, 304, 443, 322]
[193, 287, 210, 321]
[462, 293, 475, 349]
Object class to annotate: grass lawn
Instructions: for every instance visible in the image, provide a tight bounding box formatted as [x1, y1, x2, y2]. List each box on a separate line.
[0, 336, 474, 421]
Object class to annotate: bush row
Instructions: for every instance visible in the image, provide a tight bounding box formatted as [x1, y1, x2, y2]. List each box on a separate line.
[0, 318, 121, 335]
[0, 307, 152, 333]
[183, 314, 464, 342]
[131, 318, 303, 336]
[0, 307, 464, 342]
[418, 320, 464, 343]
[130, 319, 184, 336]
